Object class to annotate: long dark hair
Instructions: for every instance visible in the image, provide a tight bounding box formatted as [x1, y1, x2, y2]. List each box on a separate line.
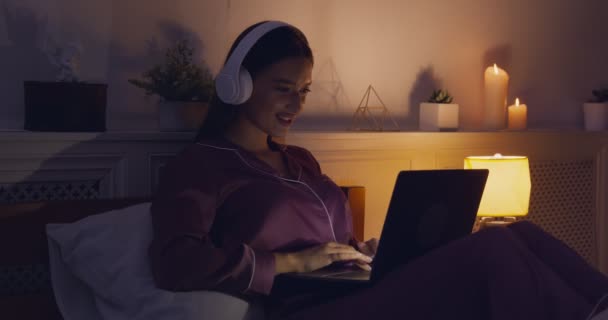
[195, 21, 314, 141]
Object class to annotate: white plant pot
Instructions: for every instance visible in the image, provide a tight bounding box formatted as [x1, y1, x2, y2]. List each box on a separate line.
[158, 101, 209, 132]
[583, 103, 608, 131]
[419, 103, 459, 131]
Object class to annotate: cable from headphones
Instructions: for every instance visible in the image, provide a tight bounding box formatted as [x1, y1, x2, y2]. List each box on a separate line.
[586, 293, 608, 320]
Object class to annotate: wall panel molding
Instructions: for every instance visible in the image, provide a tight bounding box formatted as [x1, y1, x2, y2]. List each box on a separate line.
[287, 131, 608, 273]
[0, 130, 606, 272]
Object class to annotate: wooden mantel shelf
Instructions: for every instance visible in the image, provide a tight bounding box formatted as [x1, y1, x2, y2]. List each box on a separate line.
[0, 129, 606, 273]
[0, 130, 197, 142]
[0, 129, 606, 143]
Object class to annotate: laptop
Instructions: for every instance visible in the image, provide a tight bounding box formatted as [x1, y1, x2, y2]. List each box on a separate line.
[285, 169, 489, 284]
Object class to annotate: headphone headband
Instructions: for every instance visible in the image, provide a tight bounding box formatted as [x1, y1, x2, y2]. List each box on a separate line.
[215, 21, 291, 104]
[222, 21, 289, 76]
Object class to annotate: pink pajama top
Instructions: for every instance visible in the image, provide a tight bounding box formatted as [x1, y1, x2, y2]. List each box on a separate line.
[149, 136, 355, 297]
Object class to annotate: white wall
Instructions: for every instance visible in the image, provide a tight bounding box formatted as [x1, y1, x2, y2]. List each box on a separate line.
[0, 0, 112, 129]
[0, 0, 606, 131]
[323, 0, 608, 130]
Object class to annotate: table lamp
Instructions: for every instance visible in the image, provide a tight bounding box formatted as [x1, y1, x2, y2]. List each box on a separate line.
[464, 154, 531, 228]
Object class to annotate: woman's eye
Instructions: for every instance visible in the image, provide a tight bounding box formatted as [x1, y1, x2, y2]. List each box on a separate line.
[275, 86, 311, 95]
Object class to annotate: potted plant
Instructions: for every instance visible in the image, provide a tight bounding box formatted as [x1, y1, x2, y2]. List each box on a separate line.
[419, 89, 459, 131]
[583, 89, 608, 131]
[24, 41, 108, 132]
[129, 40, 215, 131]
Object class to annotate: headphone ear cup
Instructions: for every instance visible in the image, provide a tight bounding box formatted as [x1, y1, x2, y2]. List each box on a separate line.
[235, 67, 253, 105]
[215, 72, 236, 104]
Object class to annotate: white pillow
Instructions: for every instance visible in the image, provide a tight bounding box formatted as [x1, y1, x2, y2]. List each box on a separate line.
[46, 202, 265, 320]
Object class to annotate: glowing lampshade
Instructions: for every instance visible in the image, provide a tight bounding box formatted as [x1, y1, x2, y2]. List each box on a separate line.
[464, 154, 531, 217]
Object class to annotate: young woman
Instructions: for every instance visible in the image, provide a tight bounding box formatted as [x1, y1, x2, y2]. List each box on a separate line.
[149, 21, 608, 320]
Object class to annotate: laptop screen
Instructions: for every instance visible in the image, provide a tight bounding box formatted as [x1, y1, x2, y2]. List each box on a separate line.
[370, 169, 488, 283]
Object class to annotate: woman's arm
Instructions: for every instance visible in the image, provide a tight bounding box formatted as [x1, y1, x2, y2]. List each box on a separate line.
[149, 188, 276, 296]
[149, 187, 370, 295]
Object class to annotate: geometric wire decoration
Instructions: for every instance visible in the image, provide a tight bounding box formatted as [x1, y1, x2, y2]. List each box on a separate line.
[351, 85, 400, 131]
[0, 180, 102, 204]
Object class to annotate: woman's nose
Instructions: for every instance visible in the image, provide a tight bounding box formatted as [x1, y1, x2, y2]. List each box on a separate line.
[287, 92, 304, 112]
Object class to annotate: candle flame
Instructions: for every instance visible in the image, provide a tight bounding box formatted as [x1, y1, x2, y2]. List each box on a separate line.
[493, 63, 498, 74]
[516, 98, 520, 106]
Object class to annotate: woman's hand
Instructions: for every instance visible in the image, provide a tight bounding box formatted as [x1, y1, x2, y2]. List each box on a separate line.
[274, 242, 373, 274]
[355, 238, 379, 258]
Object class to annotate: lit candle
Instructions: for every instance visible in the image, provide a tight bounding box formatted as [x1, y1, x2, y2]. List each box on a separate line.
[508, 98, 527, 130]
[484, 64, 509, 130]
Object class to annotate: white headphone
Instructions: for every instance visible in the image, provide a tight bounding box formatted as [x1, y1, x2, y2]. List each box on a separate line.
[215, 21, 291, 105]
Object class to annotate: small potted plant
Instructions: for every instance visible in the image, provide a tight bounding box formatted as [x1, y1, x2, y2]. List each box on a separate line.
[129, 40, 215, 131]
[419, 89, 459, 131]
[583, 89, 608, 131]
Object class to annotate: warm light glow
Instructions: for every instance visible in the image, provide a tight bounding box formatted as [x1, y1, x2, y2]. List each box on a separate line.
[516, 98, 520, 106]
[493, 63, 498, 74]
[464, 155, 531, 217]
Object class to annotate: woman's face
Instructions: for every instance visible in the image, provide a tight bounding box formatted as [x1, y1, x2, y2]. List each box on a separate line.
[239, 56, 313, 138]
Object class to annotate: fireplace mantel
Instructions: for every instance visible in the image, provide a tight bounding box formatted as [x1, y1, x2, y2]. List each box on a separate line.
[1, 130, 606, 273]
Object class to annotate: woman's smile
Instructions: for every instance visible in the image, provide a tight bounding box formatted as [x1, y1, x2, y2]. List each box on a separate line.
[276, 112, 296, 127]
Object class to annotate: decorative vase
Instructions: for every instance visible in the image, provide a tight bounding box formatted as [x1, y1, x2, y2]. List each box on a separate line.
[419, 103, 459, 132]
[158, 101, 209, 132]
[24, 81, 107, 132]
[583, 103, 608, 131]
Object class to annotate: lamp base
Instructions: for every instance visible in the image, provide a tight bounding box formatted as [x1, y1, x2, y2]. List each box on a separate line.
[479, 216, 518, 229]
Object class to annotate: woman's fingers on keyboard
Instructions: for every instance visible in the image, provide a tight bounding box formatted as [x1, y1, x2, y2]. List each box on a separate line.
[354, 262, 372, 271]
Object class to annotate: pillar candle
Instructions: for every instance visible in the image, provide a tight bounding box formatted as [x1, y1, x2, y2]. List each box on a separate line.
[508, 98, 527, 130]
[484, 64, 509, 130]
